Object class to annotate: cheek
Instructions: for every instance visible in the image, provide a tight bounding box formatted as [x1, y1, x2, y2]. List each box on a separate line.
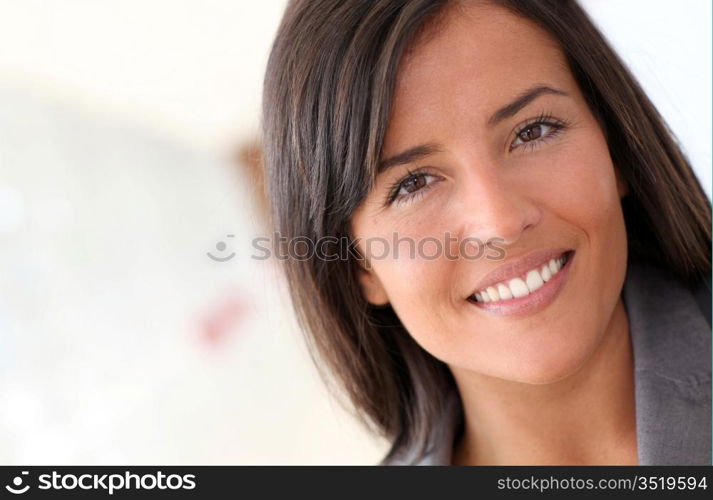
[552, 134, 627, 253]
[560, 167, 620, 227]
[536, 133, 621, 226]
[369, 241, 456, 325]
[546, 132, 628, 281]
[532, 131, 627, 281]
[352, 213, 459, 353]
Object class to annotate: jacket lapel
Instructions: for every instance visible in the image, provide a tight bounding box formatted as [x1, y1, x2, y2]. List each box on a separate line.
[623, 259, 712, 465]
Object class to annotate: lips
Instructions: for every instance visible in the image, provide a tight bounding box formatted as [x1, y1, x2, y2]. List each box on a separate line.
[467, 248, 574, 300]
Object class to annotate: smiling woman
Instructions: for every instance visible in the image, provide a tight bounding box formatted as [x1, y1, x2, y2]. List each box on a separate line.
[261, 0, 711, 465]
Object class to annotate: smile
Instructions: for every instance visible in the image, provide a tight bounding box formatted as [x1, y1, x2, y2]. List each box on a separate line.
[467, 250, 575, 316]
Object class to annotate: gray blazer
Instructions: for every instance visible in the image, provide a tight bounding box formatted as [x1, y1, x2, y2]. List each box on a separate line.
[385, 259, 712, 465]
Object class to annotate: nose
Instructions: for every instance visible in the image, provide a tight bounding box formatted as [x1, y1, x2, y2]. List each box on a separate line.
[457, 164, 541, 249]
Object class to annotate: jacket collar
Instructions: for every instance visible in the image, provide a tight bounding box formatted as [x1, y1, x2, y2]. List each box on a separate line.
[623, 259, 711, 465]
[395, 259, 711, 465]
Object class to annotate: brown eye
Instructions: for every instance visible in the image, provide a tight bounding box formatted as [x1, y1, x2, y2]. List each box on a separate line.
[386, 171, 440, 206]
[510, 120, 565, 151]
[400, 174, 428, 194]
[517, 124, 543, 142]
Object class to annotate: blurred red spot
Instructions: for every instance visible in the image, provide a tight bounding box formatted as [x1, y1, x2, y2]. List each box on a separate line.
[199, 294, 250, 346]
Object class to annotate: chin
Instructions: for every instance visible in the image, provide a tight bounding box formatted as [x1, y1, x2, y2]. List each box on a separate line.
[482, 333, 600, 385]
[522, 349, 597, 385]
[512, 360, 588, 385]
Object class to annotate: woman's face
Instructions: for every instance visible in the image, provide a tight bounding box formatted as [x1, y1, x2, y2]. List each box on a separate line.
[350, 1, 628, 384]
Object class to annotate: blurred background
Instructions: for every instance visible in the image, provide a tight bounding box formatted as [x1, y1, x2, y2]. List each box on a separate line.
[0, 0, 710, 464]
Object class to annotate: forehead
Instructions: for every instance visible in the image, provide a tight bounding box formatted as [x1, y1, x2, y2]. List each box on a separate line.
[388, 2, 573, 138]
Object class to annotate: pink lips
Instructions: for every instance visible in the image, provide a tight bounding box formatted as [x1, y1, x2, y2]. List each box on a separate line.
[467, 250, 575, 316]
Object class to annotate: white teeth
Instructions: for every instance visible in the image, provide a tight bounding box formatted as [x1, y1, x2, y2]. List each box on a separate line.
[472, 253, 571, 303]
[508, 277, 529, 298]
[540, 264, 552, 282]
[548, 258, 558, 274]
[497, 283, 513, 300]
[486, 286, 500, 302]
[525, 269, 544, 293]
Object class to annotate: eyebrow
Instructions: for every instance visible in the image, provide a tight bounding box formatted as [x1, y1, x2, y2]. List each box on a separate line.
[377, 143, 443, 174]
[487, 84, 569, 127]
[377, 84, 569, 174]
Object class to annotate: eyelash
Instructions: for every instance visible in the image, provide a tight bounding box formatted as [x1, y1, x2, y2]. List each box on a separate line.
[384, 111, 571, 206]
[384, 168, 439, 206]
[509, 111, 570, 152]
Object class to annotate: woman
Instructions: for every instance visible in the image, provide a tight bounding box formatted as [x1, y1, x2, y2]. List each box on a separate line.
[261, 0, 711, 465]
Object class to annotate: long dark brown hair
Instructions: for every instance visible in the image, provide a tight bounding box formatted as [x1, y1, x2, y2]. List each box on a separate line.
[261, 0, 711, 464]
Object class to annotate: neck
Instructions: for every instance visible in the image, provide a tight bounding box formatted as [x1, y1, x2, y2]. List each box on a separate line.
[451, 298, 637, 465]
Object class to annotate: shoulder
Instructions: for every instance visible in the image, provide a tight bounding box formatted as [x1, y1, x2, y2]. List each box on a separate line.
[623, 258, 711, 464]
[690, 269, 711, 327]
[624, 259, 710, 381]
